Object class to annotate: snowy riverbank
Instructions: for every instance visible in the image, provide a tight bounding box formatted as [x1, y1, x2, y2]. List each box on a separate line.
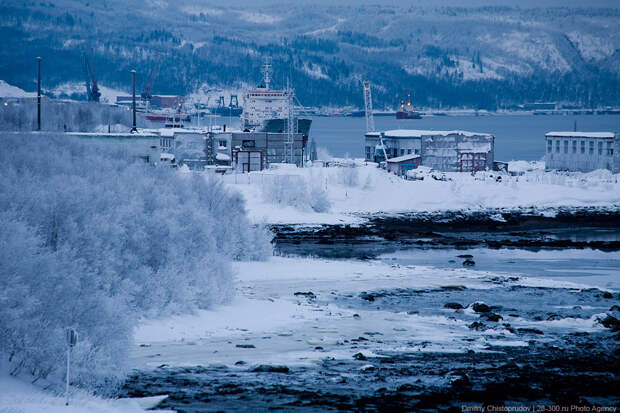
[131, 256, 614, 370]
[126, 255, 619, 410]
[221, 161, 620, 225]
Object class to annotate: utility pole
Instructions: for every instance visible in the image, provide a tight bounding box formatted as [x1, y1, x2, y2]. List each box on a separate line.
[131, 70, 137, 133]
[65, 329, 78, 406]
[37, 57, 41, 131]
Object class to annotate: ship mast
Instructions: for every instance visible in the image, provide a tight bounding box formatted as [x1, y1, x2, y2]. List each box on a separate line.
[261, 57, 272, 90]
[284, 77, 296, 164]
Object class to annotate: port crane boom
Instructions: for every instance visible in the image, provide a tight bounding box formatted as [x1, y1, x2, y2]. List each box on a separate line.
[81, 49, 101, 102]
[363, 80, 388, 161]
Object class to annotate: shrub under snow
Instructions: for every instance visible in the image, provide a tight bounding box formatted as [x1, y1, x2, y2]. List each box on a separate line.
[0, 132, 272, 393]
[259, 172, 331, 213]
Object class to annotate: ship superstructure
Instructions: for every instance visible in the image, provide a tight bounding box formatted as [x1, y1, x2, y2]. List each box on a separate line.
[241, 59, 311, 138]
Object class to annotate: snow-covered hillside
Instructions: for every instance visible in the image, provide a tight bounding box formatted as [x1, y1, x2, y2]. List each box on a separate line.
[0, 80, 36, 98]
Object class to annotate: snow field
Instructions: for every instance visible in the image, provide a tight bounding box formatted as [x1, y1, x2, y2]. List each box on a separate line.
[221, 161, 620, 224]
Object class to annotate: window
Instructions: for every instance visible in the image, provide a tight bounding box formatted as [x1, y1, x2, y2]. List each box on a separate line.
[393, 148, 398, 157]
[607, 141, 613, 156]
[365, 146, 371, 159]
[580, 141, 585, 154]
[414, 149, 419, 155]
[598, 141, 603, 155]
[400, 149, 405, 156]
[547, 140, 552, 153]
[555, 140, 560, 153]
[589, 141, 594, 155]
[407, 149, 412, 154]
[218, 140, 227, 148]
[563, 140, 568, 154]
[242, 140, 255, 148]
[572, 140, 577, 154]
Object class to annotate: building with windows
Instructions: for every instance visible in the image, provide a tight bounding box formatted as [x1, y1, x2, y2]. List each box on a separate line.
[545, 132, 618, 172]
[365, 129, 494, 173]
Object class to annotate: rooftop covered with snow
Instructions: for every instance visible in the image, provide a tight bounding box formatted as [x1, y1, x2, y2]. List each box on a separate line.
[545, 131, 616, 138]
[366, 129, 493, 138]
[386, 153, 421, 163]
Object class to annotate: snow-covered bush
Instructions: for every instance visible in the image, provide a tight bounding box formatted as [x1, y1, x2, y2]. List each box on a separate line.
[259, 173, 330, 213]
[335, 165, 359, 187]
[0, 132, 271, 392]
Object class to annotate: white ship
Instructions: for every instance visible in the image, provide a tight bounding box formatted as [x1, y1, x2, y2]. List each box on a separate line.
[241, 59, 311, 138]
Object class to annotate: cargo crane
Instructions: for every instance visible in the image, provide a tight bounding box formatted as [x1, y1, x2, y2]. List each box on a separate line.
[229, 94, 239, 109]
[141, 64, 158, 109]
[363, 80, 388, 162]
[81, 50, 101, 102]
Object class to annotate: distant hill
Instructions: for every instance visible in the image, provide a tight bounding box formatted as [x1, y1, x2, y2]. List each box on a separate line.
[1, 1, 618, 109]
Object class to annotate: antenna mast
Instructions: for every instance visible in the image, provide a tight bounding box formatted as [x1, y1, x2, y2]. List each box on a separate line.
[363, 81, 375, 133]
[284, 77, 296, 164]
[261, 57, 272, 90]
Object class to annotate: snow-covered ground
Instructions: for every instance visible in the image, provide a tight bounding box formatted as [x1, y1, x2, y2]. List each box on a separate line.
[132, 256, 609, 371]
[221, 161, 620, 225]
[0, 369, 169, 413]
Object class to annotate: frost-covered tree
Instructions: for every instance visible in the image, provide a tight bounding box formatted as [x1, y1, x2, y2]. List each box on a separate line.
[0, 132, 272, 392]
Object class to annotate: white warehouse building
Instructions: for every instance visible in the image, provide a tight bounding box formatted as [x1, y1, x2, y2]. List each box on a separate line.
[545, 132, 619, 173]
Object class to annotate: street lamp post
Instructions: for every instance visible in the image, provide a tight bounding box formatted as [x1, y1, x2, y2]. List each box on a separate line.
[131, 70, 137, 133]
[65, 329, 78, 406]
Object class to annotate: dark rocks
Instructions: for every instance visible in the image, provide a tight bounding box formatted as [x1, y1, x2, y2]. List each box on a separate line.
[440, 285, 467, 291]
[609, 305, 620, 312]
[481, 312, 503, 322]
[235, 344, 256, 349]
[234, 361, 246, 366]
[353, 313, 361, 319]
[597, 314, 620, 331]
[360, 292, 375, 302]
[547, 313, 562, 321]
[462, 259, 476, 266]
[353, 352, 367, 361]
[472, 302, 490, 313]
[457, 254, 474, 258]
[314, 346, 324, 351]
[602, 292, 613, 299]
[397, 383, 420, 392]
[469, 321, 485, 330]
[294, 291, 316, 300]
[518, 328, 544, 335]
[444, 302, 464, 310]
[251, 365, 289, 373]
[450, 373, 470, 387]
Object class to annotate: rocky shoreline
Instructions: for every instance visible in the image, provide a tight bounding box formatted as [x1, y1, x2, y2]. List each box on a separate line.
[272, 207, 620, 257]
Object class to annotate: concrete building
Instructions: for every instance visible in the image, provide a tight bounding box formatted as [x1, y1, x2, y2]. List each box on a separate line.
[227, 131, 306, 171]
[545, 132, 618, 172]
[365, 129, 494, 173]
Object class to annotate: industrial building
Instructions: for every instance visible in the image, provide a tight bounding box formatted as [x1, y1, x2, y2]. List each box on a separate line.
[545, 131, 619, 173]
[365, 129, 494, 174]
[386, 154, 421, 176]
[210, 131, 307, 172]
[152, 128, 305, 171]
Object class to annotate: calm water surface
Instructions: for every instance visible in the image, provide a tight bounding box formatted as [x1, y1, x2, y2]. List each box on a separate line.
[310, 114, 620, 161]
